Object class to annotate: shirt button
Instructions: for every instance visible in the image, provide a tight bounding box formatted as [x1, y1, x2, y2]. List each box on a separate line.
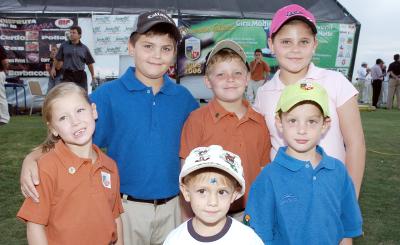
[313, 176, 317, 180]
[153, 101, 156, 106]
[147, 90, 150, 94]
[305, 164, 310, 168]
[68, 167, 76, 174]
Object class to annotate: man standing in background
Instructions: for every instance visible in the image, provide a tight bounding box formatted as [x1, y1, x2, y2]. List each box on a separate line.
[247, 48, 270, 104]
[370, 58, 385, 108]
[356, 62, 370, 104]
[387, 54, 400, 110]
[51, 25, 95, 91]
[0, 44, 9, 126]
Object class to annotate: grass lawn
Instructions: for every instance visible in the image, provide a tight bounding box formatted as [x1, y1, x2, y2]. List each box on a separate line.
[1, 110, 400, 244]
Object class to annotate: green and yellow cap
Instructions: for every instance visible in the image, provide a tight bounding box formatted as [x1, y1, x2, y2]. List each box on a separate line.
[276, 80, 330, 117]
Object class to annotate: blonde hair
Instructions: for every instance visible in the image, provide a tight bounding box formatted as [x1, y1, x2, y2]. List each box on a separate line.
[38, 82, 90, 153]
[205, 49, 248, 77]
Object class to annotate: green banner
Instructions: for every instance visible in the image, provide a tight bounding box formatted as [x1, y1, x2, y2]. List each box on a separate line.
[177, 18, 356, 77]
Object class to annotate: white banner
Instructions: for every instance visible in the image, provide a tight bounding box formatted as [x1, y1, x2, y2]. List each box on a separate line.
[92, 15, 137, 55]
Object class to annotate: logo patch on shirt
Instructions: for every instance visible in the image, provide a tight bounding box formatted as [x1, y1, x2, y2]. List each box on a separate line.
[101, 171, 111, 189]
[280, 193, 298, 206]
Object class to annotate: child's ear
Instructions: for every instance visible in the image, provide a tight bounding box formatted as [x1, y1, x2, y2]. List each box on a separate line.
[230, 187, 241, 203]
[180, 183, 191, 202]
[321, 117, 331, 134]
[275, 114, 284, 134]
[128, 41, 135, 57]
[204, 75, 212, 89]
[268, 37, 274, 55]
[47, 122, 59, 137]
[91, 103, 98, 120]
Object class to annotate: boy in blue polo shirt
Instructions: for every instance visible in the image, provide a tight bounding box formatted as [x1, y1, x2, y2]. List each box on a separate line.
[244, 80, 363, 244]
[19, 10, 199, 245]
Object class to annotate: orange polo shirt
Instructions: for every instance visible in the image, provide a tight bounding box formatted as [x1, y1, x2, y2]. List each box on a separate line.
[17, 141, 123, 245]
[180, 99, 271, 211]
[250, 60, 270, 81]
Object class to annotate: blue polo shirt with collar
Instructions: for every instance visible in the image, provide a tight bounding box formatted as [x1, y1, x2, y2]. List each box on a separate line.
[244, 146, 362, 245]
[90, 67, 199, 199]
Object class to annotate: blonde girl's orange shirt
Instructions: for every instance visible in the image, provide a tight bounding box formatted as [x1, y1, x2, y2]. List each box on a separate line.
[17, 141, 123, 245]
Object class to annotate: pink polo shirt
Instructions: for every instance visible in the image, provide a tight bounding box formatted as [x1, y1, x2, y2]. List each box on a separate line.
[254, 63, 358, 163]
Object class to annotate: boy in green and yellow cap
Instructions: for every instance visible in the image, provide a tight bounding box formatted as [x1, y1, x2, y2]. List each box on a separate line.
[244, 80, 363, 244]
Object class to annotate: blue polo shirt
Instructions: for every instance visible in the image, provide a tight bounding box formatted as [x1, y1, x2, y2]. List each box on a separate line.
[90, 67, 199, 199]
[244, 146, 362, 244]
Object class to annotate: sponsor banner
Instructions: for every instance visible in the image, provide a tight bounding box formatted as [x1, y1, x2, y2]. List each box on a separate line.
[92, 15, 137, 55]
[0, 17, 77, 77]
[177, 18, 356, 78]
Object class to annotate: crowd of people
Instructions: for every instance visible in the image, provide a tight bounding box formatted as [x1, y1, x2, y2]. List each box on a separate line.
[356, 54, 400, 109]
[7, 3, 377, 245]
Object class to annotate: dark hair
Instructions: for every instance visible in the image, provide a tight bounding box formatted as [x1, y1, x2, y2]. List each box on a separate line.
[205, 48, 249, 76]
[70, 25, 82, 35]
[129, 23, 180, 47]
[376, 58, 384, 65]
[254, 48, 262, 54]
[394, 54, 400, 61]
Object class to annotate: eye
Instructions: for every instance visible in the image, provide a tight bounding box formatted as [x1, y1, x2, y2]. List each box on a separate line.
[288, 118, 296, 124]
[218, 189, 229, 195]
[162, 46, 172, 52]
[197, 189, 206, 194]
[216, 73, 225, 78]
[144, 44, 152, 49]
[300, 40, 310, 45]
[77, 108, 85, 113]
[281, 40, 291, 45]
[234, 71, 243, 76]
[58, 115, 66, 121]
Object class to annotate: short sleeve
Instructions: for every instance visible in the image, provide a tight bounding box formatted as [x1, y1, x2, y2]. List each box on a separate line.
[17, 168, 54, 225]
[90, 87, 111, 148]
[112, 167, 124, 218]
[244, 172, 275, 243]
[260, 119, 272, 167]
[85, 46, 95, 65]
[330, 72, 358, 108]
[341, 171, 363, 238]
[55, 43, 64, 61]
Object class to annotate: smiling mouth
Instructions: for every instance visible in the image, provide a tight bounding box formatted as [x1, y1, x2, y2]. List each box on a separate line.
[295, 139, 308, 144]
[74, 128, 86, 137]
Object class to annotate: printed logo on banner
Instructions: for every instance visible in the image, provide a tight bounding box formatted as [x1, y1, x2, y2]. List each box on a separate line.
[185, 37, 201, 61]
[55, 18, 74, 29]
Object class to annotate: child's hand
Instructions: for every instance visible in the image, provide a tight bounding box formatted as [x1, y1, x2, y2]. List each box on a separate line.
[20, 153, 40, 202]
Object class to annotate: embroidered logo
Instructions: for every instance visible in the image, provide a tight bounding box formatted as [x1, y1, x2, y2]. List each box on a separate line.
[300, 81, 314, 90]
[101, 171, 112, 189]
[243, 214, 251, 226]
[280, 193, 298, 206]
[195, 149, 210, 162]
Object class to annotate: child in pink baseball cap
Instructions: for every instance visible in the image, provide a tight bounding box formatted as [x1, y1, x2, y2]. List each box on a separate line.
[252, 5, 365, 244]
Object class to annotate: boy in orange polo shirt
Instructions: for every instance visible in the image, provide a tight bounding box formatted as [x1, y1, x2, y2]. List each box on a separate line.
[17, 83, 123, 245]
[180, 40, 272, 221]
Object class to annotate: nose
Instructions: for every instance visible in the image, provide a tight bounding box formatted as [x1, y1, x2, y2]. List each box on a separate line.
[153, 48, 161, 59]
[207, 192, 218, 207]
[297, 121, 307, 135]
[70, 114, 80, 126]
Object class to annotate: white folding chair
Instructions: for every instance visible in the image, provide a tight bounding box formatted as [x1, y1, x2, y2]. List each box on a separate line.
[28, 81, 46, 116]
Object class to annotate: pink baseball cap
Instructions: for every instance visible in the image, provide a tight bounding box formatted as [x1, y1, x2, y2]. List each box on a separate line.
[270, 4, 317, 38]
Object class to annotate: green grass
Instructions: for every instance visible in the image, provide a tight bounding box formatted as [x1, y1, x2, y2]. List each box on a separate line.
[1, 111, 400, 244]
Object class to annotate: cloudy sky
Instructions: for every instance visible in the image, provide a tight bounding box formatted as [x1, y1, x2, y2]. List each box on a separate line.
[338, 0, 399, 77]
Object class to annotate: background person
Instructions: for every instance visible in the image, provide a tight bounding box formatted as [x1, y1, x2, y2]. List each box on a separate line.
[370, 58, 385, 108]
[0, 44, 9, 126]
[46, 45, 63, 93]
[356, 62, 370, 104]
[52, 25, 95, 91]
[387, 54, 400, 109]
[246, 48, 270, 104]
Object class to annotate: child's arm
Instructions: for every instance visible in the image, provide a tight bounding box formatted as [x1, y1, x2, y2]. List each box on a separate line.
[340, 238, 353, 245]
[27, 222, 48, 245]
[20, 148, 45, 202]
[114, 217, 124, 245]
[337, 96, 365, 197]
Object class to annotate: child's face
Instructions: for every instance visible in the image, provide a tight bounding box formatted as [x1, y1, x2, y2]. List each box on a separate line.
[49, 93, 97, 150]
[205, 58, 248, 105]
[275, 103, 330, 159]
[181, 171, 239, 232]
[128, 33, 176, 83]
[268, 20, 317, 78]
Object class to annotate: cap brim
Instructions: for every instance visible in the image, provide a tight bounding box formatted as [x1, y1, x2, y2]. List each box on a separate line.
[205, 40, 247, 66]
[271, 15, 317, 38]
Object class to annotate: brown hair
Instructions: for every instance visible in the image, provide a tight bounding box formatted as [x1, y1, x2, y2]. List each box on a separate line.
[38, 82, 90, 153]
[129, 23, 180, 47]
[205, 49, 248, 77]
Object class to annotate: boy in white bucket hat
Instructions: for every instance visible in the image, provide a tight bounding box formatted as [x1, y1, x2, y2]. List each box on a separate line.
[164, 145, 263, 244]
